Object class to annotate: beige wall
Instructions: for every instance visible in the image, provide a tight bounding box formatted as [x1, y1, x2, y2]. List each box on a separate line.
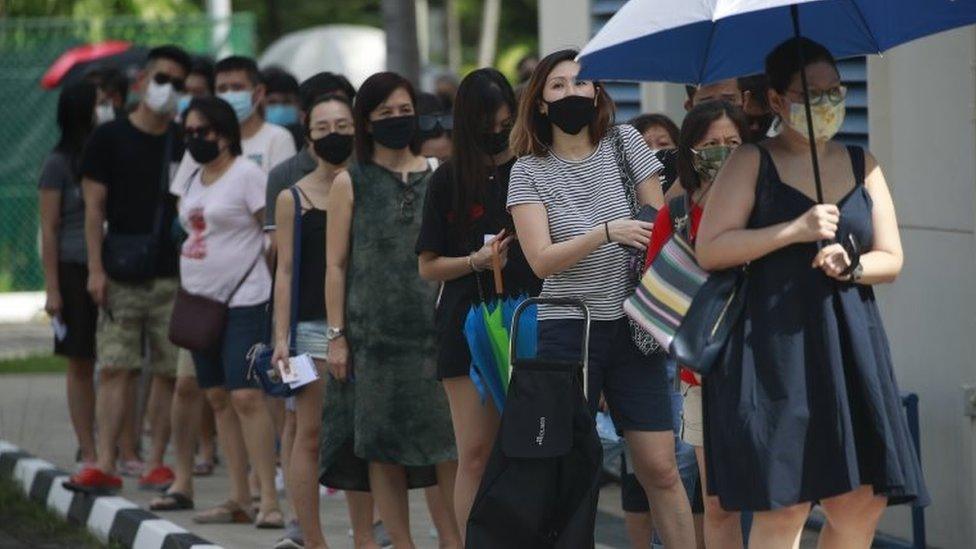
[538, 0, 589, 56]
[869, 26, 976, 548]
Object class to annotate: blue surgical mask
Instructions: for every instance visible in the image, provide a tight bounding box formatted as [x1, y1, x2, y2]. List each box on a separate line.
[265, 104, 298, 126]
[176, 95, 192, 117]
[218, 90, 255, 122]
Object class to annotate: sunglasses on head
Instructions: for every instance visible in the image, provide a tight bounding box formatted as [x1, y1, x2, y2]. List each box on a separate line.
[153, 72, 186, 93]
[418, 114, 453, 132]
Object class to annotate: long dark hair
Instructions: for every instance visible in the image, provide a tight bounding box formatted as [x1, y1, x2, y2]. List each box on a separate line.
[353, 71, 419, 162]
[55, 81, 97, 172]
[676, 101, 750, 194]
[185, 96, 243, 156]
[450, 68, 516, 242]
[510, 49, 615, 157]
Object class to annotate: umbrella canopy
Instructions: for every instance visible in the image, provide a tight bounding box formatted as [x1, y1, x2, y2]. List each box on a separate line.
[41, 41, 146, 90]
[578, 0, 976, 85]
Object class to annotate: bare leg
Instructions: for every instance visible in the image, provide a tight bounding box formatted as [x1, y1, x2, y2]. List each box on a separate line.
[145, 375, 174, 469]
[207, 387, 251, 507]
[66, 358, 96, 462]
[369, 463, 414, 549]
[442, 377, 499, 543]
[95, 369, 137, 474]
[118, 379, 140, 463]
[624, 511, 654, 548]
[748, 503, 810, 549]
[426, 463, 461, 548]
[346, 491, 381, 549]
[694, 446, 741, 549]
[166, 376, 202, 496]
[625, 430, 696, 549]
[286, 369, 327, 548]
[230, 388, 280, 514]
[197, 404, 217, 465]
[817, 486, 886, 549]
[280, 406, 297, 519]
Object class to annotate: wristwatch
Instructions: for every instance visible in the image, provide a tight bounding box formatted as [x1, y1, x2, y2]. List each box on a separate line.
[848, 263, 864, 283]
[326, 326, 345, 341]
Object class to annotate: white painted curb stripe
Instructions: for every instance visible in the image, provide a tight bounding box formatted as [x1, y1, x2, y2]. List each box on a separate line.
[132, 519, 187, 549]
[88, 496, 139, 542]
[0, 440, 20, 454]
[45, 473, 73, 518]
[13, 457, 54, 493]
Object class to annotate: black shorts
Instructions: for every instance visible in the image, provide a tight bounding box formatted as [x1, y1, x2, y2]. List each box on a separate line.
[54, 262, 97, 360]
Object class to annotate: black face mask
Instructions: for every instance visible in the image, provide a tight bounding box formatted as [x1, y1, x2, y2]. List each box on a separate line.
[312, 132, 353, 165]
[482, 128, 510, 156]
[545, 95, 596, 135]
[371, 115, 417, 150]
[187, 137, 220, 164]
[748, 112, 776, 143]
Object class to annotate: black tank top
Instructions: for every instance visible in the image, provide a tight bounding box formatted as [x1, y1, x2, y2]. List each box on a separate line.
[294, 187, 326, 321]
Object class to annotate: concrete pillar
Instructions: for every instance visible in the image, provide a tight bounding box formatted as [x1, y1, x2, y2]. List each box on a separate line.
[538, 0, 590, 56]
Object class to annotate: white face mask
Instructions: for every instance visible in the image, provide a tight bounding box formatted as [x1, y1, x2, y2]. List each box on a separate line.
[95, 103, 115, 125]
[144, 79, 177, 115]
[786, 99, 846, 142]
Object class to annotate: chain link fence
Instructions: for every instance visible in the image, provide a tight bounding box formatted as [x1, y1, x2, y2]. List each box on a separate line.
[0, 13, 256, 291]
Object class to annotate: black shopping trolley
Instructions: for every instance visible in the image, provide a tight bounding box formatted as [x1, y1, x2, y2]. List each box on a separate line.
[466, 298, 602, 549]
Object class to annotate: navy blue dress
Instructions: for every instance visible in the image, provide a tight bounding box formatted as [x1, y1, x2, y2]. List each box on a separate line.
[703, 145, 929, 511]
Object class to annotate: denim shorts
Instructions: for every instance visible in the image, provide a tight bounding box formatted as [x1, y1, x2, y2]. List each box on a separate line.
[294, 320, 329, 360]
[536, 317, 672, 432]
[192, 302, 268, 391]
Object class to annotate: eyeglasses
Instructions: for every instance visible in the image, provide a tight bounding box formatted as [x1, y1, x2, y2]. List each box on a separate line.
[153, 72, 186, 93]
[418, 114, 453, 132]
[183, 125, 213, 140]
[787, 85, 847, 106]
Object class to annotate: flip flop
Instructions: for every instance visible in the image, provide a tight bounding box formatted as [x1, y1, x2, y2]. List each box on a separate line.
[149, 492, 194, 511]
[255, 508, 285, 529]
[192, 500, 253, 524]
[192, 459, 214, 476]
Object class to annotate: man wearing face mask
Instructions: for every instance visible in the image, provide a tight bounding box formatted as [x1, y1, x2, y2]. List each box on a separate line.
[260, 66, 304, 150]
[171, 56, 296, 192]
[65, 45, 191, 495]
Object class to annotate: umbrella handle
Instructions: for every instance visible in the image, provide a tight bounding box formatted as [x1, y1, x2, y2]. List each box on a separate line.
[491, 240, 504, 296]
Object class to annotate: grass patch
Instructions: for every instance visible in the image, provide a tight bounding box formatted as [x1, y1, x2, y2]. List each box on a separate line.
[0, 476, 108, 548]
[0, 354, 67, 375]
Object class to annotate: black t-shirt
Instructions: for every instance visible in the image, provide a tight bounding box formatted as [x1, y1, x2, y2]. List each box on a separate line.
[81, 117, 184, 278]
[416, 158, 542, 353]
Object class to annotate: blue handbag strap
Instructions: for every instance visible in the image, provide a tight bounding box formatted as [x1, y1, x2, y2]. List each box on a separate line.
[288, 186, 303, 354]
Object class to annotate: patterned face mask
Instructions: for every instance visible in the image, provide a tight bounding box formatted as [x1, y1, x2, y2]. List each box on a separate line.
[787, 99, 846, 142]
[691, 145, 734, 182]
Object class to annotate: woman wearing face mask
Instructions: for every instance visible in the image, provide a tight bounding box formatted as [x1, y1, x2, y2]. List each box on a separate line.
[269, 94, 365, 549]
[508, 49, 696, 548]
[39, 81, 99, 470]
[644, 100, 749, 549]
[696, 38, 928, 548]
[169, 96, 284, 529]
[415, 68, 542, 540]
[325, 72, 458, 548]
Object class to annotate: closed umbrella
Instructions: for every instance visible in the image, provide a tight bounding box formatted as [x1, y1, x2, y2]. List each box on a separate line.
[578, 0, 976, 201]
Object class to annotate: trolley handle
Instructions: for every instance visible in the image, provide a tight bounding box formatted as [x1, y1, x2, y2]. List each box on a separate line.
[509, 297, 592, 396]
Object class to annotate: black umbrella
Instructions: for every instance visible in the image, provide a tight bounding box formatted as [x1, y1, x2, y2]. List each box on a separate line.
[466, 298, 602, 549]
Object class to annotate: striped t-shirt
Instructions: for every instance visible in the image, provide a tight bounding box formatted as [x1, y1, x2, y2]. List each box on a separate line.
[507, 125, 662, 321]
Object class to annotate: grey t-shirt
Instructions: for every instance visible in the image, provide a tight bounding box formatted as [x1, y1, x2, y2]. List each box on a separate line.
[264, 147, 317, 230]
[38, 151, 87, 264]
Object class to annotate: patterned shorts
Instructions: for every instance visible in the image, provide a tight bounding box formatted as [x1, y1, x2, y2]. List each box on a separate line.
[96, 277, 179, 377]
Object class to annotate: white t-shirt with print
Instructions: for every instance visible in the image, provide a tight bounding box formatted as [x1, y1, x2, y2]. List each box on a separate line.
[172, 121, 296, 190]
[171, 157, 271, 307]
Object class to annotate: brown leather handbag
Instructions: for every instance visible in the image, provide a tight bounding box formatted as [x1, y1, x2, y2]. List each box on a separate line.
[168, 252, 263, 352]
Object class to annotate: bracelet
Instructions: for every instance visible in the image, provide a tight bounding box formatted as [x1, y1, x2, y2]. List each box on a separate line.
[467, 253, 480, 273]
[603, 222, 611, 244]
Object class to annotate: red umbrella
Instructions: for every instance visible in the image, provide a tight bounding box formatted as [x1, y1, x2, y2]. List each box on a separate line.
[41, 40, 133, 90]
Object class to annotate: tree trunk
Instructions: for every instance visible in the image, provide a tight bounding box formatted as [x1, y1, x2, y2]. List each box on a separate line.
[446, 0, 461, 74]
[381, 0, 421, 85]
[477, 0, 501, 68]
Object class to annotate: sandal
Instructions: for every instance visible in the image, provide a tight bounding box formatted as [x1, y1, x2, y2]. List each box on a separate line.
[192, 500, 253, 524]
[149, 492, 194, 511]
[192, 459, 214, 476]
[255, 508, 285, 529]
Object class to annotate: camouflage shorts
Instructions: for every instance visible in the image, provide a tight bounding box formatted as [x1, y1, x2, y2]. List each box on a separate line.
[97, 277, 179, 377]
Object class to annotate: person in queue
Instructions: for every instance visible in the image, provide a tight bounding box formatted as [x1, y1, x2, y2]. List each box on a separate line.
[416, 68, 542, 540]
[507, 49, 695, 548]
[416, 92, 453, 163]
[261, 66, 304, 148]
[738, 74, 776, 143]
[695, 37, 928, 548]
[325, 71, 460, 548]
[176, 57, 215, 121]
[630, 113, 679, 151]
[39, 81, 100, 471]
[644, 100, 750, 549]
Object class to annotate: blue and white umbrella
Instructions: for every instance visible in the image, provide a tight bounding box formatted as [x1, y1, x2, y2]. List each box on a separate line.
[578, 0, 976, 201]
[579, 0, 976, 85]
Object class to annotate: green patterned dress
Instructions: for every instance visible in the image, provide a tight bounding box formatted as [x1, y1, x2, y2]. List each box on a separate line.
[320, 160, 456, 490]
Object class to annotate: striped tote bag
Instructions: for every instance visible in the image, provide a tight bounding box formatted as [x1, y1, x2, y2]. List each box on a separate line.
[623, 197, 707, 353]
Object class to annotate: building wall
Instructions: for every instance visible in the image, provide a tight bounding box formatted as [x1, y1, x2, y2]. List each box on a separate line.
[868, 26, 976, 548]
[538, 0, 589, 56]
